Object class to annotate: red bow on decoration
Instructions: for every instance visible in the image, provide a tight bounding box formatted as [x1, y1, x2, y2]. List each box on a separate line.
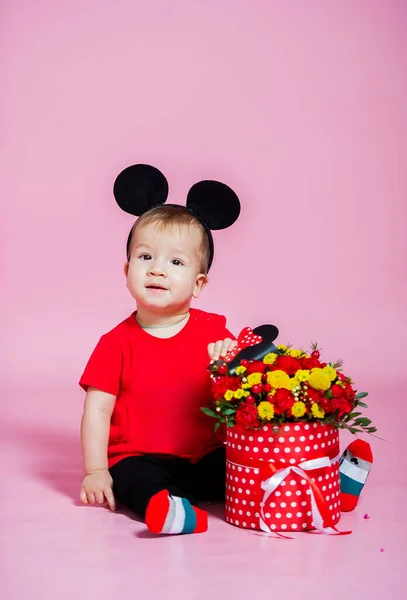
[224, 327, 263, 362]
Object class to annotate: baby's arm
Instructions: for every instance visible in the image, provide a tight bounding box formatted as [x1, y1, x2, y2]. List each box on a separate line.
[80, 387, 116, 511]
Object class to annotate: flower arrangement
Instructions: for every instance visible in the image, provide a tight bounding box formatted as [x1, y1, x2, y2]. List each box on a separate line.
[202, 343, 376, 436]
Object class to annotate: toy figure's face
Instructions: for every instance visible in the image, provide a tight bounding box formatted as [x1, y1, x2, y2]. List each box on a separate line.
[124, 221, 208, 313]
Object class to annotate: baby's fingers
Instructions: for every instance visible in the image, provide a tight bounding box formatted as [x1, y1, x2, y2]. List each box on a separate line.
[104, 488, 116, 511]
[80, 487, 88, 505]
[209, 340, 224, 361]
[222, 339, 237, 357]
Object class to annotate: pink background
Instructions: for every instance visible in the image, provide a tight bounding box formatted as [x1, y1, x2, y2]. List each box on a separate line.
[1, 2, 407, 598]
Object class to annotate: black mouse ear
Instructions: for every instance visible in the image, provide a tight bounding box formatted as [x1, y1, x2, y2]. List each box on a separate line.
[224, 324, 280, 375]
[113, 164, 169, 216]
[186, 180, 240, 230]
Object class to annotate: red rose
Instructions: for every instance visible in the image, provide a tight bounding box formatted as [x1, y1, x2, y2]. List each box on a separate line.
[331, 397, 352, 416]
[306, 387, 321, 403]
[246, 361, 267, 374]
[212, 375, 240, 398]
[274, 355, 300, 376]
[344, 386, 355, 401]
[235, 402, 260, 429]
[331, 384, 345, 398]
[319, 397, 332, 413]
[272, 388, 295, 416]
[301, 357, 321, 370]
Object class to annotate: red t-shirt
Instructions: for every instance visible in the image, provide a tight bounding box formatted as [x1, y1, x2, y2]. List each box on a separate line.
[79, 308, 234, 468]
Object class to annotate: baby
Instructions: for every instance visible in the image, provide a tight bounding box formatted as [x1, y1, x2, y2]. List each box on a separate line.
[79, 203, 237, 535]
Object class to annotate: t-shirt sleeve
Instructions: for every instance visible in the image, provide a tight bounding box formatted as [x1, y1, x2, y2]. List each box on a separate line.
[79, 333, 122, 396]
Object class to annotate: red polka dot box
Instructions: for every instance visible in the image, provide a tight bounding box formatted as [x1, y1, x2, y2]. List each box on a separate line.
[225, 422, 343, 534]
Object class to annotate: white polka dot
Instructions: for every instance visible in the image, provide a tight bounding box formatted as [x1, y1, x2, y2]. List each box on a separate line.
[305, 446, 310, 452]
[306, 489, 311, 495]
[284, 426, 290, 432]
[234, 433, 238, 439]
[322, 486, 326, 491]
[258, 436, 264, 443]
[292, 523, 298, 529]
[289, 436, 295, 443]
[237, 445, 241, 450]
[249, 479, 255, 485]
[239, 510, 243, 515]
[306, 511, 312, 516]
[309, 434, 314, 441]
[249, 436, 254, 442]
[289, 458, 296, 464]
[297, 512, 303, 518]
[245, 468, 250, 474]
[235, 520, 239, 525]
[268, 437, 274, 443]
[281, 481, 286, 486]
[294, 425, 300, 431]
[329, 484, 332, 489]
[304, 424, 310, 430]
[238, 467, 242, 472]
[238, 488, 242, 493]
[294, 447, 301, 453]
[281, 501, 287, 508]
[324, 431, 328, 437]
[263, 426, 269, 431]
[241, 435, 245, 441]
[325, 496, 330, 501]
[275, 512, 281, 518]
[274, 448, 280, 454]
[329, 505, 332, 510]
[250, 501, 255, 506]
[281, 524, 287, 529]
[300, 436, 306, 442]
[242, 478, 246, 483]
[296, 490, 302, 496]
[254, 469, 260, 475]
[318, 477, 323, 482]
[286, 512, 292, 518]
[313, 444, 319, 450]
[291, 501, 297, 507]
[290, 480, 296, 486]
[301, 501, 307, 507]
[302, 523, 308, 528]
[263, 447, 269, 454]
[284, 447, 291, 454]
[234, 477, 238, 482]
[242, 500, 247, 506]
[270, 502, 276, 508]
[317, 433, 322, 439]
[285, 491, 292, 497]
[270, 524, 276, 530]
[251, 523, 256, 528]
[255, 512, 260, 517]
[275, 491, 281, 497]
[246, 490, 250, 495]
[243, 522, 247, 527]
[253, 447, 259, 453]
[325, 474, 330, 480]
[301, 479, 307, 485]
[265, 512, 271, 518]
[278, 437, 285, 443]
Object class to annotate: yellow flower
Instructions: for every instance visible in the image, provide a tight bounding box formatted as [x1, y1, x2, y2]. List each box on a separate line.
[290, 349, 304, 358]
[285, 378, 299, 391]
[242, 383, 251, 389]
[311, 404, 325, 419]
[258, 401, 275, 420]
[247, 372, 262, 386]
[263, 352, 278, 365]
[243, 391, 250, 397]
[323, 366, 337, 381]
[234, 389, 245, 399]
[295, 369, 310, 382]
[291, 401, 307, 418]
[277, 344, 288, 352]
[235, 365, 247, 375]
[224, 390, 234, 401]
[267, 370, 290, 389]
[308, 368, 331, 391]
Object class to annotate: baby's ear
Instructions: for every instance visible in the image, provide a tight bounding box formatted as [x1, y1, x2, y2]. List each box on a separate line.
[113, 164, 169, 216]
[186, 180, 240, 230]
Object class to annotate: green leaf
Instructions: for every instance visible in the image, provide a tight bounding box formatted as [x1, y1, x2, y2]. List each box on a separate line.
[344, 411, 362, 421]
[356, 392, 368, 399]
[214, 422, 221, 433]
[366, 427, 377, 433]
[349, 427, 362, 434]
[357, 401, 368, 408]
[201, 407, 218, 418]
[223, 408, 237, 416]
[325, 390, 333, 399]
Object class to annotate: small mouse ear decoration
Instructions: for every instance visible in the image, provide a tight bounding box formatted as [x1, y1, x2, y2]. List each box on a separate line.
[186, 181, 241, 230]
[225, 324, 280, 375]
[113, 164, 169, 216]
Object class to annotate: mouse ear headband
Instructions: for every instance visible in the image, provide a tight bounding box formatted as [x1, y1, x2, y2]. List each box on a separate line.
[113, 164, 241, 271]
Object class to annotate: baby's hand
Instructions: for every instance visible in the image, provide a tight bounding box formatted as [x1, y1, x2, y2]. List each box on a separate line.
[208, 338, 237, 362]
[80, 469, 116, 511]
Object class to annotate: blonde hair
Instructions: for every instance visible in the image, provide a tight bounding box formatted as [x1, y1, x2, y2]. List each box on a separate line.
[126, 205, 210, 274]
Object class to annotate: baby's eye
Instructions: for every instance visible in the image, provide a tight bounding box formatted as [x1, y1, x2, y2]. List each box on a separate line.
[171, 259, 184, 266]
[139, 254, 152, 260]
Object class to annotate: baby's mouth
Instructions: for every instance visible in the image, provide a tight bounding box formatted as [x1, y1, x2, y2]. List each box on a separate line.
[146, 284, 167, 291]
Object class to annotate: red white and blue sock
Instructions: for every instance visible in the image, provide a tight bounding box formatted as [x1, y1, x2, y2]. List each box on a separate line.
[145, 490, 208, 535]
[339, 440, 373, 512]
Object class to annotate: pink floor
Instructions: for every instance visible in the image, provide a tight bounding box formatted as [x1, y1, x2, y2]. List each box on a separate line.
[2, 384, 406, 600]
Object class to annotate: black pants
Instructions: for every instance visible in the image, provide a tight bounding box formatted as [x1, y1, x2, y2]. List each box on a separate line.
[109, 447, 226, 519]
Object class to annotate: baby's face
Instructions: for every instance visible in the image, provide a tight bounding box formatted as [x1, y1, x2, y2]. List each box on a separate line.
[124, 222, 207, 314]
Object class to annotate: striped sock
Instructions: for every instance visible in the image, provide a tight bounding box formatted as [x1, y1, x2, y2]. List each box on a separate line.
[339, 440, 373, 512]
[145, 490, 208, 535]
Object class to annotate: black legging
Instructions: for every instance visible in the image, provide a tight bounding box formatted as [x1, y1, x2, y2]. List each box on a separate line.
[109, 447, 226, 518]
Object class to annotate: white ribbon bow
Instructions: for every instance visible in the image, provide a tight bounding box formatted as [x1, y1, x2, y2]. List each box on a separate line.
[259, 454, 341, 536]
